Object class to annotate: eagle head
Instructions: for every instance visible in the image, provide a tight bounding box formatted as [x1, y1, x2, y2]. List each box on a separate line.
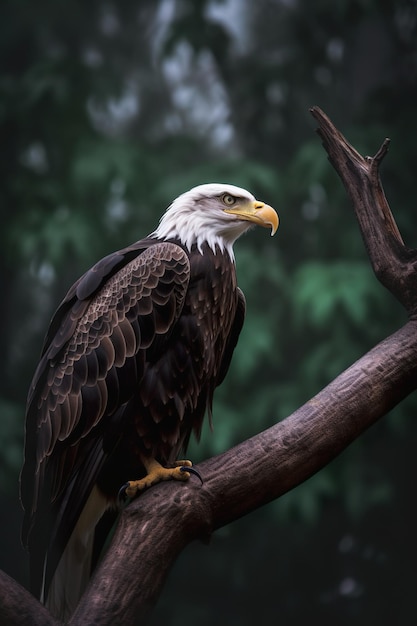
[152, 183, 278, 258]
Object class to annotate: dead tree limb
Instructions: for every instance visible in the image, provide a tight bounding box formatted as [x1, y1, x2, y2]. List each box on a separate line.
[1, 107, 416, 625]
[309, 106, 417, 313]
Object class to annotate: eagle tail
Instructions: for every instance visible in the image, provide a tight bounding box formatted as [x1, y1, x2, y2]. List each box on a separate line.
[44, 485, 110, 621]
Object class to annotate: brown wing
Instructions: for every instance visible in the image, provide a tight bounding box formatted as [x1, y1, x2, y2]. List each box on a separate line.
[20, 240, 190, 597]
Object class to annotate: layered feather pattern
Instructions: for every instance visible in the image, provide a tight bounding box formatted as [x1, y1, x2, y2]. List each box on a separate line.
[20, 239, 244, 604]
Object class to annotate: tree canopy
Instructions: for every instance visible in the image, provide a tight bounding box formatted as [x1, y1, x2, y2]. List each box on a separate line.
[1, 1, 417, 624]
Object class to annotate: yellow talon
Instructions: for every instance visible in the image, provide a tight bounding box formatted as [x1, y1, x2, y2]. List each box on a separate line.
[122, 457, 198, 499]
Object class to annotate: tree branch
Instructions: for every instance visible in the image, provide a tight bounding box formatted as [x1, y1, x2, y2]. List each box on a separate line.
[3, 108, 417, 624]
[69, 322, 417, 625]
[310, 105, 417, 314]
[0, 570, 61, 626]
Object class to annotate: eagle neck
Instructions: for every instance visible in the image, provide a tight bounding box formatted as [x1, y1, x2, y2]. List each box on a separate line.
[150, 232, 236, 263]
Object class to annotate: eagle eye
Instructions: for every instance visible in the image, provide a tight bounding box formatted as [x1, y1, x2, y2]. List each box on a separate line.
[222, 193, 237, 206]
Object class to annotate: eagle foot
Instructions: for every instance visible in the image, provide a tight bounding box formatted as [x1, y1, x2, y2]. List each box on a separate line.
[118, 459, 203, 501]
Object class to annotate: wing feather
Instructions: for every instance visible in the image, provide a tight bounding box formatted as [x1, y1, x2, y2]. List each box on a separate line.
[118, 317, 137, 357]
[21, 238, 244, 609]
[85, 350, 99, 385]
[73, 354, 88, 389]
[20, 241, 191, 598]
[58, 396, 73, 441]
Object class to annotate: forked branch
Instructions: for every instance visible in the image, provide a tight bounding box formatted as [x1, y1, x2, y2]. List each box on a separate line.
[310, 105, 417, 315]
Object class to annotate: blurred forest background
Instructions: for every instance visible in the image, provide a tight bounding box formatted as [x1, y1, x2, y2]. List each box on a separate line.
[1, 0, 417, 624]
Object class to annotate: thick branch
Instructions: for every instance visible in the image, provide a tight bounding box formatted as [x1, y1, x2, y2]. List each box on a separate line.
[0, 570, 61, 626]
[70, 322, 417, 625]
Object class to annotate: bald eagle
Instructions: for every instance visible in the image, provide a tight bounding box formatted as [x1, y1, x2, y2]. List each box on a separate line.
[20, 183, 278, 620]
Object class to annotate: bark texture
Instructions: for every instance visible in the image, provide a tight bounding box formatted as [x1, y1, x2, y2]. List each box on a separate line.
[1, 107, 416, 625]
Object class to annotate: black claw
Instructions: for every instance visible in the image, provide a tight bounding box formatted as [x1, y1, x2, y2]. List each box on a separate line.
[181, 465, 204, 485]
[118, 482, 130, 503]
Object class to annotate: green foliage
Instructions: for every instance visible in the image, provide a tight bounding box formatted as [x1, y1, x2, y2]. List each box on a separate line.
[294, 262, 379, 329]
[2, 0, 417, 622]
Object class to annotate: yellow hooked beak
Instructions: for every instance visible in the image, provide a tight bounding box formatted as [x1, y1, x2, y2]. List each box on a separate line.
[224, 200, 279, 236]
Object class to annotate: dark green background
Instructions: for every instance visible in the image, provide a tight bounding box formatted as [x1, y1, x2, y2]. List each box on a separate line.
[1, 1, 416, 623]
